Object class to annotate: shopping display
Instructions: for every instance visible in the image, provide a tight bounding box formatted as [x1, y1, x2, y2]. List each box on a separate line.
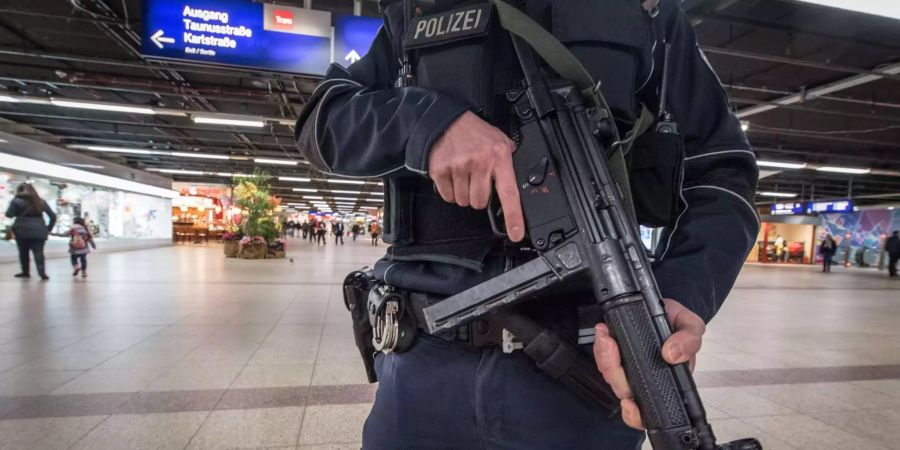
[0, 171, 172, 245]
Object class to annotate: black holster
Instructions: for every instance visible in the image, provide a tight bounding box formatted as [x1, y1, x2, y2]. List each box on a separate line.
[342, 269, 379, 383]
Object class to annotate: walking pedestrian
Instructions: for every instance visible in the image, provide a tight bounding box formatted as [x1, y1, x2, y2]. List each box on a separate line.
[351, 223, 360, 241]
[334, 221, 345, 245]
[62, 217, 96, 278]
[885, 231, 899, 278]
[820, 234, 837, 273]
[370, 222, 380, 246]
[4, 183, 56, 280]
[287, 219, 296, 238]
[316, 221, 327, 245]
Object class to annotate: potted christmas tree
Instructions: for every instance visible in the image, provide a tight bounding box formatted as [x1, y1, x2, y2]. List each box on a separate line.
[232, 170, 283, 259]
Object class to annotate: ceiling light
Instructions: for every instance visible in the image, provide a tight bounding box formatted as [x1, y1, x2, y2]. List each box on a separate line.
[0, 152, 177, 198]
[292, 188, 317, 192]
[327, 179, 365, 185]
[193, 116, 265, 127]
[757, 160, 808, 170]
[304, 195, 324, 200]
[61, 163, 105, 169]
[279, 176, 311, 182]
[51, 99, 156, 115]
[370, 191, 384, 196]
[254, 158, 298, 166]
[740, 121, 750, 132]
[333, 197, 358, 201]
[758, 192, 798, 198]
[0, 96, 19, 102]
[793, 1, 900, 21]
[149, 168, 204, 175]
[74, 145, 155, 155]
[171, 151, 230, 160]
[328, 190, 362, 195]
[816, 166, 871, 175]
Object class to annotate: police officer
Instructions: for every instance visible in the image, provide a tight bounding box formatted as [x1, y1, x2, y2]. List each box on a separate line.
[295, 0, 759, 448]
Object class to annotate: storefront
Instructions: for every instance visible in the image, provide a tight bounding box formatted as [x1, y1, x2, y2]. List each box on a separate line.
[171, 183, 233, 243]
[749, 215, 820, 264]
[0, 134, 177, 262]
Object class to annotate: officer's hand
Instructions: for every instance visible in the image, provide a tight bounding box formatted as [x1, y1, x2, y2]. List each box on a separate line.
[593, 298, 705, 430]
[429, 111, 525, 242]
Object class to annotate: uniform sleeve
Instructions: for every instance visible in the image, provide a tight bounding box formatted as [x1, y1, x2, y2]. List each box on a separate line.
[294, 24, 470, 178]
[651, 5, 760, 323]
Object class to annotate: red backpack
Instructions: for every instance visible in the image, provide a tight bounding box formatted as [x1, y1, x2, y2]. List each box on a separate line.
[70, 229, 87, 250]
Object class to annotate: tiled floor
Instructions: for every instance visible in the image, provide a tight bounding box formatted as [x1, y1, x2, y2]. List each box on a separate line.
[0, 239, 898, 450]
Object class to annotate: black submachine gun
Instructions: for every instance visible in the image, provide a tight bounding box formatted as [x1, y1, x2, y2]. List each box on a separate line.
[423, 2, 762, 449]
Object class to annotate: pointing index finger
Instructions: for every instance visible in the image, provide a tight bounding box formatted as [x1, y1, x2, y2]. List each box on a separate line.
[493, 152, 525, 242]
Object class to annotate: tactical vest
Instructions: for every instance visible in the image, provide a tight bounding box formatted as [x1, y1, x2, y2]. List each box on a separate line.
[380, 0, 684, 271]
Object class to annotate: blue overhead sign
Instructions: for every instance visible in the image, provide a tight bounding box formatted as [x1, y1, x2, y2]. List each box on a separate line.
[771, 202, 805, 216]
[333, 14, 382, 66]
[807, 200, 853, 214]
[142, 0, 333, 75]
[771, 200, 854, 216]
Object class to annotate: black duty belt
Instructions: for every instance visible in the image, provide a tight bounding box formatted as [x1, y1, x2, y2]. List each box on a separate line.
[344, 269, 618, 415]
[405, 291, 617, 413]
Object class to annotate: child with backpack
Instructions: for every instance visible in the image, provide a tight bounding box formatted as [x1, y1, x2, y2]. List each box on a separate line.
[66, 217, 96, 278]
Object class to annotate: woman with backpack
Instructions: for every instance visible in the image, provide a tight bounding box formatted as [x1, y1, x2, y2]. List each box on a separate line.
[4, 183, 56, 280]
[63, 217, 96, 278]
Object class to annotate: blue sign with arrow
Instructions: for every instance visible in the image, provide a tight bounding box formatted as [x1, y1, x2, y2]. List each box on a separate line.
[142, 0, 332, 75]
[332, 14, 383, 66]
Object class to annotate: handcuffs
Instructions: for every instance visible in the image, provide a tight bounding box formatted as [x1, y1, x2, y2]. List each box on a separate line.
[368, 284, 417, 354]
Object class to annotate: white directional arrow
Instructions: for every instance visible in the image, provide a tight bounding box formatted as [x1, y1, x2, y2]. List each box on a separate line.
[150, 30, 175, 49]
[344, 50, 361, 64]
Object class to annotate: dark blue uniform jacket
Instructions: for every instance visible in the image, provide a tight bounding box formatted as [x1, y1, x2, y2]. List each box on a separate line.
[295, 0, 759, 323]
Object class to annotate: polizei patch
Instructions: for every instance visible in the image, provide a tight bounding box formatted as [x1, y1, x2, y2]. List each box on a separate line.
[405, 4, 492, 49]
